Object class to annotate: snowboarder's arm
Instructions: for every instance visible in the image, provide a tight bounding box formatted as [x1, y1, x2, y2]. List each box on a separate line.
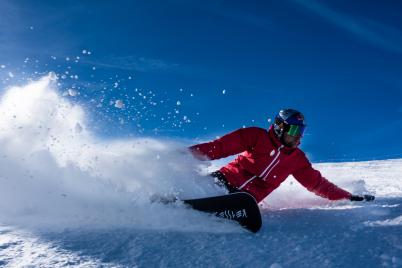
[292, 154, 352, 200]
[189, 127, 260, 160]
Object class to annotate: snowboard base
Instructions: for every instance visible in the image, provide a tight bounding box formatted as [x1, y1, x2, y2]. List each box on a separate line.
[183, 192, 262, 233]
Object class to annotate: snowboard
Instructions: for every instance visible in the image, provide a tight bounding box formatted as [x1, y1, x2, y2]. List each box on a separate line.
[183, 192, 262, 233]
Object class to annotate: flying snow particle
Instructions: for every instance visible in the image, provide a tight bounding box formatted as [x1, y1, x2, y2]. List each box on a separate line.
[267, 118, 272, 123]
[176, 101, 181, 106]
[75, 123, 83, 133]
[48, 72, 58, 81]
[114, 100, 125, 109]
[29, 26, 34, 30]
[8, 72, 14, 78]
[67, 89, 78, 97]
[82, 50, 87, 54]
[0, 65, 5, 69]
[92, 67, 96, 70]
[222, 90, 226, 94]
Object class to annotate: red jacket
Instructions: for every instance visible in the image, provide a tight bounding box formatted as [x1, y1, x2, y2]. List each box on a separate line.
[189, 126, 352, 203]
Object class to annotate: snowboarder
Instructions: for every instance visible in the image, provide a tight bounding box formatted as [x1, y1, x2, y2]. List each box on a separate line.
[189, 108, 375, 203]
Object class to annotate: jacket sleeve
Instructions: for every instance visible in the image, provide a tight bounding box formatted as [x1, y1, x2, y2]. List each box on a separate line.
[292, 152, 352, 200]
[188, 127, 260, 160]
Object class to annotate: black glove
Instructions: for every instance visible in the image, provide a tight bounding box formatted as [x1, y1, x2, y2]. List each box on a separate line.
[350, 194, 375, 201]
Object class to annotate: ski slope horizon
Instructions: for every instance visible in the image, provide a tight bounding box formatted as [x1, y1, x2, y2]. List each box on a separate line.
[0, 76, 401, 267]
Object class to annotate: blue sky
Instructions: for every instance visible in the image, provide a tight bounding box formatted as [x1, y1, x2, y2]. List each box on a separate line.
[0, 0, 402, 162]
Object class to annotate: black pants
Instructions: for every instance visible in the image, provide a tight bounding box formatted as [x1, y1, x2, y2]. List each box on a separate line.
[210, 171, 239, 193]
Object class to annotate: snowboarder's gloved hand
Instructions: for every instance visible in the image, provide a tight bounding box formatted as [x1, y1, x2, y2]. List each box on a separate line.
[350, 194, 375, 201]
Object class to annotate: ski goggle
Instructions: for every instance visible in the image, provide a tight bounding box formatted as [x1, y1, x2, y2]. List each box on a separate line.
[285, 124, 306, 137]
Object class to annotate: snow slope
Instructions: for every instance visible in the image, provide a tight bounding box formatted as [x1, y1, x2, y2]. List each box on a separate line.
[0, 76, 401, 267]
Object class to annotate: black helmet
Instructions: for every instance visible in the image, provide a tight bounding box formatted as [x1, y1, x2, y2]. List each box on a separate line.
[274, 109, 306, 138]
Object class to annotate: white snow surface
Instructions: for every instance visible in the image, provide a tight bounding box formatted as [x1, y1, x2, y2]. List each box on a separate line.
[0, 76, 401, 267]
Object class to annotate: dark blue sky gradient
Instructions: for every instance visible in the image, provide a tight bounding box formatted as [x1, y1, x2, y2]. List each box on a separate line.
[1, 0, 402, 162]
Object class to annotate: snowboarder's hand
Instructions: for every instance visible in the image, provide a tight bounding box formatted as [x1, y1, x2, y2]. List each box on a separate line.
[350, 194, 375, 201]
